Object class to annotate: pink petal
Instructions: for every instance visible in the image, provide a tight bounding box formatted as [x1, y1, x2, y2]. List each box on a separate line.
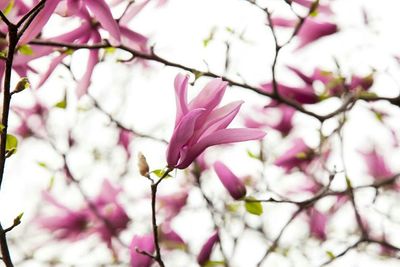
[197, 232, 219, 265]
[84, 0, 121, 42]
[189, 78, 228, 111]
[130, 234, 155, 267]
[173, 74, 190, 125]
[166, 108, 206, 167]
[177, 128, 266, 169]
[76, 30, 100, 98]
[19, 0, 62, 44]
[214, 161, 247, 200]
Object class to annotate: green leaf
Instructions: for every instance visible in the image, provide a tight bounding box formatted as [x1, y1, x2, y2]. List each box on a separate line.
[18, 45, 33, 56]
[245, 197, 263, 216]
[247, 149, 260, 160]
[105, 47, 116, 54]
[151, 169, 172, 178]
[55, 93, 67, 109]
[226, 203, 240, 213]
[64, 48, 74, 55]
[3, 0, 14, 15]
[55, 100, 67, 109]
[193, 70, 204, 81]
[326, 251, 335, 259]
[6, 134, 18, 155]
[204, 261, 225, 267]
[0, 124, 4, 133]
[48, 175, 55, 190]
[345, 176, 352, 188]
[37, 161, 47, 169]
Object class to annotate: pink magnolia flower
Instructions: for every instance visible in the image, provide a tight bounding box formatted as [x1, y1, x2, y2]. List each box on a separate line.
[287, 66, 373, 97]
[261, 82, 319, 104]
[89, 180, 130, 248]
[37, 192, 90, 241]
[359, 148, 393, 180]
[349, 74, 374, 92]
[197, 232, 220, 266]
[272, 17, 338, 49]
[274, 138, 315, 172]
[166, 74, 266, 169]
[130, 234, 155, 267]
[12, 100, 48, 138]
[214, 161, 247, 200]
[39, 180, 129, 247]
[244, 104, 295, 136]
[307, 207, 328, 241]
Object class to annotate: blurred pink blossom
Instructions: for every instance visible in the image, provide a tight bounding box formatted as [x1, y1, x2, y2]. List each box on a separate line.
[214, 161, 247, 200]
[197, 232, 220, 266]
[130, 234, 155, 267]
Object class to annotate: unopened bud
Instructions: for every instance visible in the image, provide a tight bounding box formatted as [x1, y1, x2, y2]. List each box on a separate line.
[14, 77, 30, 93]
[138, 152, 149, 177]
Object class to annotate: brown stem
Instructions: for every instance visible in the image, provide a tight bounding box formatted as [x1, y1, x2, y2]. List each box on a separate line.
[150, 168, 172, 267]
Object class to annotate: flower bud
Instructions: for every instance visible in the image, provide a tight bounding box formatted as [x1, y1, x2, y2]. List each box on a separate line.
[137, 152, 149, 177]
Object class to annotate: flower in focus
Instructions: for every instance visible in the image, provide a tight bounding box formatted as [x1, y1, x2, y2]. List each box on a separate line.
[166, 74, 266, 169]
[130, 234, 155, 267]
[214, 161, 247, 200]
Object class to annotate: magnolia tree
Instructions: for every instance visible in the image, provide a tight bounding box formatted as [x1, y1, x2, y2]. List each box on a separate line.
[0, 0, 400, 266]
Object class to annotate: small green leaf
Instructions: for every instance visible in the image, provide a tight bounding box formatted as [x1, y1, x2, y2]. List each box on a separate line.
[55, 93, 67, 109]
[6, 134, 18, 155]
[0, 124, 4, 133]
[245, 197, 263, 216]
[226, 203, 240, 213]
[225, 27, 234, 34]
[64, 48, 74, 55]
[326, 251, 335, 259]
[247, 149, 260, 160]
[151, 169, 172, 178]
[193, 70, 204, 81]
[345, 176, 352, 188]
[310, 9, 319, 17]
[48, 175, 55, 190]
[204, 261, 225, 267]
[18, 45, 33, 55]
[55, 100, 67, 109]
[105, 47, 116, 54]
[3, 0, 14, 15]
[37, 161, 47, 169]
